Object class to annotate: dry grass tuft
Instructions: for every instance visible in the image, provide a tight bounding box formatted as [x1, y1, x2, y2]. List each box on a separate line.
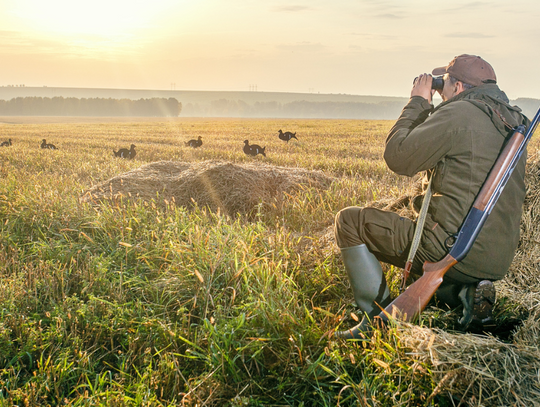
[80, 160, 335, 217]
[501, 151, 540, 305]
[399, 324, 540, 406]
[499, 151, 540, 349]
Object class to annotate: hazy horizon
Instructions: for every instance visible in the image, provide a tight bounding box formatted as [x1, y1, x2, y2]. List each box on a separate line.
[1, 1, 540, 100]
[0, 84, 413, 99]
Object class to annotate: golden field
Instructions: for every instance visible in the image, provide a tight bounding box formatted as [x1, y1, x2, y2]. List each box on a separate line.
[0, 116, 539, 406]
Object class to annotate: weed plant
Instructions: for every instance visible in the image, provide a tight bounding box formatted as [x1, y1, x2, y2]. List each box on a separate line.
[0, 117, 537, 406]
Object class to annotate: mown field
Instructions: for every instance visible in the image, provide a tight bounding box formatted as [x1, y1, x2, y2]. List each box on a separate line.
[0, 116, 538, 406]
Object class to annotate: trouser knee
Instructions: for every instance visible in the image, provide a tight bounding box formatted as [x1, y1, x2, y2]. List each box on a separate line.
[334, 206, 364, 248]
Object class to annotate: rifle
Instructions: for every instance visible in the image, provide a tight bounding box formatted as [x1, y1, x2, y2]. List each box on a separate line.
[377, 105, 540, 324]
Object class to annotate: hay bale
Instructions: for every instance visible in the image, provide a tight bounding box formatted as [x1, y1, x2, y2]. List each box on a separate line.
[80, 160, 334, 216]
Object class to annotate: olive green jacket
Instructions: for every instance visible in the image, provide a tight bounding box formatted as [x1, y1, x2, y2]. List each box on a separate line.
[384, 84, 528, 280]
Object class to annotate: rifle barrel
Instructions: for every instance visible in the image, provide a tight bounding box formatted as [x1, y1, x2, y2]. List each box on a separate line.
[450, 106, 539, 262]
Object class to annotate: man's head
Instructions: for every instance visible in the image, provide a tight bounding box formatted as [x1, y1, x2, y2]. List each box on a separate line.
[432, 54, 496, 101]
[433, 54, 496, 87]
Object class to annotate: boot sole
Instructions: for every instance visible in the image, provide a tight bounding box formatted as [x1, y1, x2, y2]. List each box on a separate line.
[471, 280, 496, 325]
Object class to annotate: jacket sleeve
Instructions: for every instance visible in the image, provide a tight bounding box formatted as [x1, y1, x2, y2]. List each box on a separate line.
[384, 96, 455, 177]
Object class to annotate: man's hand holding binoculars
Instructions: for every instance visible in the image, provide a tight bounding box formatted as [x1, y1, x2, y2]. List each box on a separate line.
[411, 73, 437, 104]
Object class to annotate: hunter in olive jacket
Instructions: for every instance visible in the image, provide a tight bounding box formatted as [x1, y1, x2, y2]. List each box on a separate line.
[384, 84, 528, 281]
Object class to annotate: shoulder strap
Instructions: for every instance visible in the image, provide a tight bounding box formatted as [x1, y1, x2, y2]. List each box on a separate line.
[400, 176, 433, 293]
[465, 99, 516, 135]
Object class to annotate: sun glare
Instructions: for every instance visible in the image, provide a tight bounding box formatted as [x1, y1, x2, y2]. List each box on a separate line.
[14, 0, 169, 37]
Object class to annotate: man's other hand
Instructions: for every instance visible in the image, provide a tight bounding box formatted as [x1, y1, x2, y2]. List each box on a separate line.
[411, 73, 435, 104]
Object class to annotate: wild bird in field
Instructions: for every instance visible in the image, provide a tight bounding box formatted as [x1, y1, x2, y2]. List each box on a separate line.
[278, 129, 298, 143]
[0, 139, 12, 147]
[185, 136, 203, 148]
[113, 144, 136, 159]
[41, 139, 57, 149]
[243, 140, 266, 157]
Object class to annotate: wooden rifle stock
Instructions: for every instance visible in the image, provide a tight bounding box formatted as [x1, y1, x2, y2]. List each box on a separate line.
[381, 254, 457, 322]
[379, 105, 540, 324]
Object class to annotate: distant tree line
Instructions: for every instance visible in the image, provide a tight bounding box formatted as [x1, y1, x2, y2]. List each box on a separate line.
[0, 97, 181, 117]
[3, 95, 535, 120]
[181, 97, 540, 120]
[182, 99, 406, 119]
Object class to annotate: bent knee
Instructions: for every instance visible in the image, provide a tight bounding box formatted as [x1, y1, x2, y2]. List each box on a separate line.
[334, 206, 365, 248]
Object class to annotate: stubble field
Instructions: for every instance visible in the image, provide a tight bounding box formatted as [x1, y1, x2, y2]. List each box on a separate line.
[0, 116, 539, 406]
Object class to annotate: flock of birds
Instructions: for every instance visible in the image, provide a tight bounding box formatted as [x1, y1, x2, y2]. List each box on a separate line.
[0, 129, 298, 160]
[0, 138, 58, 149]
[0, 138, 60, 150]
[184, 129, 298, 158]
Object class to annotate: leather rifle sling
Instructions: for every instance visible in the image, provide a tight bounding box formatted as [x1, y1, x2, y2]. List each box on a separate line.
[400, 176, 433, 292]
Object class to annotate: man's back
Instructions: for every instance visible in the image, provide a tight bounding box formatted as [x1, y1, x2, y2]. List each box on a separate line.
[384, 84, 528, 280]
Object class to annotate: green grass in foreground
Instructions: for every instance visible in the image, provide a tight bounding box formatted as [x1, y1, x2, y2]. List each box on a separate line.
[1, 117, 533, 406]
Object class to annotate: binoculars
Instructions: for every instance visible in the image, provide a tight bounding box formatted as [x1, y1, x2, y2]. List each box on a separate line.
[431, 76, 444, 91]
[413, 75, 444, 91]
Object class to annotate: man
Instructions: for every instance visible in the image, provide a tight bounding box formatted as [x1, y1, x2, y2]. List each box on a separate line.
[334, 55, 529, 338]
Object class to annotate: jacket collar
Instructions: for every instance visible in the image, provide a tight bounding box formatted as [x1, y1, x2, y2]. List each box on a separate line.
[434, 84, 528, 136]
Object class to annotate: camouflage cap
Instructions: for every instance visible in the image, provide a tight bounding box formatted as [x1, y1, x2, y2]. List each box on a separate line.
[432, 54, 496, 87]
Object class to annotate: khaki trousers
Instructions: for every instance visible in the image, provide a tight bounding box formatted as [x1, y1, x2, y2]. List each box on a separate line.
[334, 206, 480, 285]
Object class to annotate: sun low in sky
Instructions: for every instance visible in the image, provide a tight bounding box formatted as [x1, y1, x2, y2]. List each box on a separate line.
[1, 0, 539, 99]
[14, 0, 159, 36]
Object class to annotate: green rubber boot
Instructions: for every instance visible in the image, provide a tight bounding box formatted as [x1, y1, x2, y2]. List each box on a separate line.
[334, 244, 391, 339]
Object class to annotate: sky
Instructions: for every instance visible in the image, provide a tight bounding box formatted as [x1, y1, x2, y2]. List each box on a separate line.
[1, 0, 539, 99]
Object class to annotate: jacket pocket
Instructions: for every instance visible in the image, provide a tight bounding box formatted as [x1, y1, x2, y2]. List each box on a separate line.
[361, 208, 414, 258]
